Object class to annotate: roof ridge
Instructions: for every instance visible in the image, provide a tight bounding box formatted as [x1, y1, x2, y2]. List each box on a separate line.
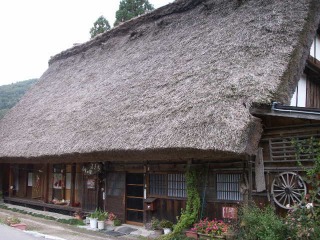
[48, 0, 205, 65]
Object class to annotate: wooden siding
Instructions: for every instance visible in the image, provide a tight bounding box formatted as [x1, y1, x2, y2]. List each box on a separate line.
[306, 73, 320, 108]
[146, 198, 186, 223]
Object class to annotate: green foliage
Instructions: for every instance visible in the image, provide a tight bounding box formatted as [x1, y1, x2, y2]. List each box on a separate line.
[57, 218, 85, 226]
[114, 0, 154, 26]
[113, 219, 121, 226]
[151, 217, 161, 230]
[291, 137, 320, 239]
[285, 202, 320, 239]
[0, 205, 84, 225]
[5, 216, 21, 225]
[160, 219, 174, 229]
[89, 16, 111, 39]
[0, 79, 37, 119]
[237, 204, 288, 240]
[172, 168, 201, 235]
[294, 137, 320, 208]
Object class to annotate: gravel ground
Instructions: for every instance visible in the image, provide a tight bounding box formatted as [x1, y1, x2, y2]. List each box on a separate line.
[0, 207, 138, 240]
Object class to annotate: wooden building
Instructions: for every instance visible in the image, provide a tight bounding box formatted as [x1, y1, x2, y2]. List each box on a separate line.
[0, 0, 320, 225]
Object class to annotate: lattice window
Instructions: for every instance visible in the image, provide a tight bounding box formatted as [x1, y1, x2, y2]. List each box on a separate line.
[269, 135, 319, 162]
[149, 173, 186, 198]
[168, 174, 186, 198]
[149, 174, 167, 196]
[216, 173, 242, 201]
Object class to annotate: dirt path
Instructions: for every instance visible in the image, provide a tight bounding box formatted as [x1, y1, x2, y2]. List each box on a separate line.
[0, 208, 121, 240]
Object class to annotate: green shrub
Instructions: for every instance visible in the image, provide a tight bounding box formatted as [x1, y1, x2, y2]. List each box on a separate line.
[57, 218, 85, 226]
[160, 219, 174, 229]
[237, 204, 288, 240]
[113, 219, 121, 226]
[285, 202, 320, 240]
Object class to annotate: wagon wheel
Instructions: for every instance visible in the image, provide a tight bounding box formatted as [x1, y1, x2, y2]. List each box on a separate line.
[271, 172, 307, 209]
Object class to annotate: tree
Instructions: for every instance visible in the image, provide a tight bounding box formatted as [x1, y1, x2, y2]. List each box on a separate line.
[114, 0, 154, 26]
[90, 16, 111, 39]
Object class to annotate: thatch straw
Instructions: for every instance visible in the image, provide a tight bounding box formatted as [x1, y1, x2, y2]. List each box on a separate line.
[0, 0, 319, 162]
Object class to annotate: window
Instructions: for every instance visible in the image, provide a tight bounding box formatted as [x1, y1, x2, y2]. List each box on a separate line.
[216, 173, 242, 201]
[149, 173, 186, 198]
[27, 172, 33, 187]
[168, 174, 186, 198]
[149, 174, 166, 196]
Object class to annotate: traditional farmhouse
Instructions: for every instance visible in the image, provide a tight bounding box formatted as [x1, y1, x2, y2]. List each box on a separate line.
[0, 0, 320, 225]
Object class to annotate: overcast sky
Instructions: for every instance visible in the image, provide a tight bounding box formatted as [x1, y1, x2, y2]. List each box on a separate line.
[0, 0, 172, 86]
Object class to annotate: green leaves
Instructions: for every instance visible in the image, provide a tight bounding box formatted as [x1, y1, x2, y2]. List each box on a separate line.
[89, 16, 111, 39]
[114, 0, 154, 26]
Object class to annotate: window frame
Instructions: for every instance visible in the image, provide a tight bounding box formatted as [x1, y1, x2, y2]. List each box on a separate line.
[148, 172, 187, 199]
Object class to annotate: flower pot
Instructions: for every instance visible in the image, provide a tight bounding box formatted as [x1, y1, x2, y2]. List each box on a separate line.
[153, 229, 164, 236]
[97, 220, 105, 230]
[198, 233, 226, 239]
[106, 220, 114, 225]
[89, 218, 98, 229]
[224, 231, 236, 240]
[11, 223, 27, 231]
[163, 228, 172, 235]
[185, 230, 199, 239]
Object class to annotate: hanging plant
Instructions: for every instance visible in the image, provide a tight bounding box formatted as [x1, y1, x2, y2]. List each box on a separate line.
[82, 163, 102, 175]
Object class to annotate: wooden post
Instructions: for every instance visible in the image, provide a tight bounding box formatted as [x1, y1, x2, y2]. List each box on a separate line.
[8, 164, 13, 197]
[248, 157, 253, 202]
[43, 164, 49, 203]
[70, 163, 76, 207]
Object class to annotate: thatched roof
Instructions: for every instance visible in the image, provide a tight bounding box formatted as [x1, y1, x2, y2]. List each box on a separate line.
[0, 0, 319, 162]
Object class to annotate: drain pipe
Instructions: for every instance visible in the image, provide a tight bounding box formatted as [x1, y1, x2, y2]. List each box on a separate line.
[272, 102, 320, 115]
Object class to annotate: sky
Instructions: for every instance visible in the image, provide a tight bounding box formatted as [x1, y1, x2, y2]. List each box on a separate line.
[0, 0, 172, 86]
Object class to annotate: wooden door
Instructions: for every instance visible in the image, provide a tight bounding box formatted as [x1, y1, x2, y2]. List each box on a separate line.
[126, 173, 144, 225]
[83, 175, 98, 211]
[105, 172, 126, 222]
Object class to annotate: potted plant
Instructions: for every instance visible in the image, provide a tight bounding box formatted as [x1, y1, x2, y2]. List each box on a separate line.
[189, 218, 228, 239]
[106, 212, 116, 225]
[6, 217, 26, 230]
[73, 211, 84, 220]
[160, 219, 173, 235]
[89, 209, 99, 229]
[97, 210, 108, 230]
[151, 217, 163, 236]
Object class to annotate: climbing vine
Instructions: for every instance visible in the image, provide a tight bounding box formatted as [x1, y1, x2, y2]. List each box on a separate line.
[294, 137, 320, 209]
[172, 167, 201, 234]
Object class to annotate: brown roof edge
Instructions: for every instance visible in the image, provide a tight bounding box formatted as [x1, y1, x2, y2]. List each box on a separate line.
[48, 0, 204, 65]
[0, 148, 247, 164]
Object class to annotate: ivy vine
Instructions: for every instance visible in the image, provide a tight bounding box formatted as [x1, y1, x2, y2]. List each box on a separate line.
[173, 167, 201, 234]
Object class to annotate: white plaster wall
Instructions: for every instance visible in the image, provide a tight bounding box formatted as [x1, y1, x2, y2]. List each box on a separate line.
[310, 34, 320, 60]
[290, 74, 306, 107]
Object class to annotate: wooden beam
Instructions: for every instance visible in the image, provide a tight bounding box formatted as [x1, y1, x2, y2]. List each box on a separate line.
[248, 158, 253, 202]
[70, 163, 76, 207]
[43, 164, 49, 203]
